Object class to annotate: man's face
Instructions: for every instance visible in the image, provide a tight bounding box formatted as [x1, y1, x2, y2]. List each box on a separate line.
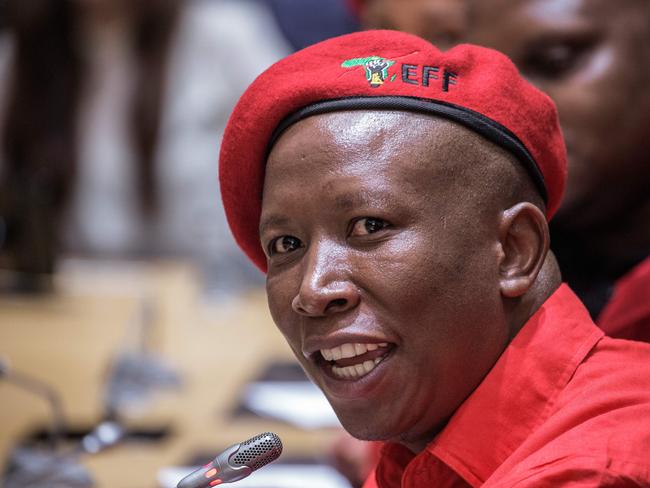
[261, 111, 511, 450]
[363, 0, 650, 231]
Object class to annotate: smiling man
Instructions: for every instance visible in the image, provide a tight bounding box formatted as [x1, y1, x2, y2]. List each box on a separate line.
[219, 31, 650, 487]
[264, 110, 552, 451]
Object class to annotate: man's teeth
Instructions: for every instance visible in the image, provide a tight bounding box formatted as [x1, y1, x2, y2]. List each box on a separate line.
[319, 342, 389, 380]
[320, 342, 388, 361]
[332, 358, 383, 379]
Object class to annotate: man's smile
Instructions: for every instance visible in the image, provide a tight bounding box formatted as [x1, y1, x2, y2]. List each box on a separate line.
[302, 333, 398, 401]
[317, 342, 392, 380]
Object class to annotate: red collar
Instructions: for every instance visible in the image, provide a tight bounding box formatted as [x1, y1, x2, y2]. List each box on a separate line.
[375, 284, 604, 487]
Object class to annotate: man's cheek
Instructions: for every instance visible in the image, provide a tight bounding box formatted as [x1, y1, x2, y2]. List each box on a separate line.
[266, 290, 301, 350]
[269, 309, 297, 347]
[266, 279, 292, 319]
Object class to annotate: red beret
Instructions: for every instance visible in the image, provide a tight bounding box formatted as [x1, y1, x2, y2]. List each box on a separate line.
[219, 30, 567, 272]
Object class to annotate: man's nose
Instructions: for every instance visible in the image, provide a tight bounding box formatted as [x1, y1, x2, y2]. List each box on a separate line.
[291, 241, 360, 317]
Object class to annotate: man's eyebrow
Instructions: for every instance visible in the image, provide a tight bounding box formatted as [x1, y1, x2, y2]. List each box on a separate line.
[333, 191, 392, 211]
[259, 215, 290, 235]
[259, 191, 397, 234]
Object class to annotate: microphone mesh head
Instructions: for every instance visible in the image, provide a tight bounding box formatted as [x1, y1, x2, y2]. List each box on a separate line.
[231, 432, 283, 471]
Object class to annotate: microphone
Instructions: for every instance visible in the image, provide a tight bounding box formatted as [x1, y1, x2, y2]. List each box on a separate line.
[177, 432, 282, 488]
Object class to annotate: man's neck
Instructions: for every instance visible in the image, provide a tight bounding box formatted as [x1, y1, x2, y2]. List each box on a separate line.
[507, 254, 563, 341]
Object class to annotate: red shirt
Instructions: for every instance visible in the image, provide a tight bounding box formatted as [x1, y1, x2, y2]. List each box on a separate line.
[598, 256, 650, 343]
[363, 284, 650, 488]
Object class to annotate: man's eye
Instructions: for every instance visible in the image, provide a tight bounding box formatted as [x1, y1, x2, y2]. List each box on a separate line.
[350, 217, 389, 236]
[269, 235, 302, 255]
[523, 38, 595, 80]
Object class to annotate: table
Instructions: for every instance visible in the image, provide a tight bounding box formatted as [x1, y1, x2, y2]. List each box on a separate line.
[0, 259, 341, 487]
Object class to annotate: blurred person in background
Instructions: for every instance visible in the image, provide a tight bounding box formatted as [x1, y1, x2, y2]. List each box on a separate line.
[0, 0, 290, 296]
[354, 0, 650, 342]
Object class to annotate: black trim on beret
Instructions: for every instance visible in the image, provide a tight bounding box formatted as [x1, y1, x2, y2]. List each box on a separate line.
[269, 96, 548, 204]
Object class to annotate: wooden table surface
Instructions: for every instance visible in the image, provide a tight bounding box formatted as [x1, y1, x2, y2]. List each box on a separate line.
[0, 259, 341, 487]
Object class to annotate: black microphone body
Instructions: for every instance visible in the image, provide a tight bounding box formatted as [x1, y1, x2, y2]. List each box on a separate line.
[177, 432, 282, 488]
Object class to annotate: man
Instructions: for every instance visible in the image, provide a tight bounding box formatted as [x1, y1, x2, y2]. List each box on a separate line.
[219, 31, 650, 487]
[354, 0, 650, 341]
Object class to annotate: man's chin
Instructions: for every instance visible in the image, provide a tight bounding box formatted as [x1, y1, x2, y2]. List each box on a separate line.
[336, 415, 394, 443]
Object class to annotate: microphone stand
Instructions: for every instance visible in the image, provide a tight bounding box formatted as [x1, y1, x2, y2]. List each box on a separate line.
[0, 358, 103, 488]
[0, 359, 65, 451]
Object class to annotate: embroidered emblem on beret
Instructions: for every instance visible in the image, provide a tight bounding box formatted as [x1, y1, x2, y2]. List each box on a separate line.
[342, 56, 396, 87]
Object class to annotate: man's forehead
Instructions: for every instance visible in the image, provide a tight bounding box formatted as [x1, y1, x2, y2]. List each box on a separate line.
[273, 110, 408, 153]
[266, 110, 510, 189]
[270, 110, 480, 161]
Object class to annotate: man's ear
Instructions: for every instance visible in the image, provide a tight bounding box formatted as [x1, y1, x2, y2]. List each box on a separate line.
[497, 202, 549, 298]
